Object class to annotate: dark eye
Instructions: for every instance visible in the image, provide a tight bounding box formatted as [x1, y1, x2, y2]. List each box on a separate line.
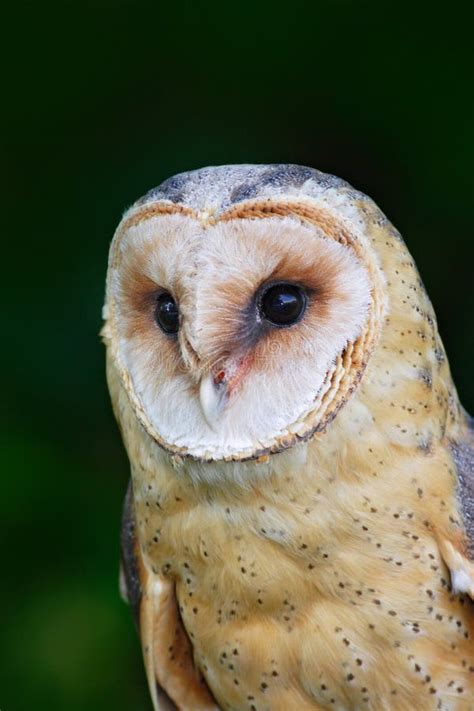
[154, 292, 179, 335]
[259, 282, 307, 326]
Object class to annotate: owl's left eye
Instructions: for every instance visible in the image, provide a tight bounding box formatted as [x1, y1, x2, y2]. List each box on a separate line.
[154, 292, 179, 335]
[258, 282, 307, 327]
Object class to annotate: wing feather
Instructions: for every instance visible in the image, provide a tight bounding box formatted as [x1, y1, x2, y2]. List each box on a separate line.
[440, 414, 474, 598]
[120, 482, 219, 711]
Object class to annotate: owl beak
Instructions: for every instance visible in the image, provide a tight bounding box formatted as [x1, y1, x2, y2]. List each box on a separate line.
[199, 371, 228, 429]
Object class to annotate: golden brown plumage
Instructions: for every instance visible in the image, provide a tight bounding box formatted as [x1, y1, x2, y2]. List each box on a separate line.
[103, 165, 474, 710]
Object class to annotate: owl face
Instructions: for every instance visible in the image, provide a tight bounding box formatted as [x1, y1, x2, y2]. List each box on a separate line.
[105, 183, 383, 461]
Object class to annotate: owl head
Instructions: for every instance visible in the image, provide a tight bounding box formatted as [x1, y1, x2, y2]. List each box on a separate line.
[103, 164, 451, 463]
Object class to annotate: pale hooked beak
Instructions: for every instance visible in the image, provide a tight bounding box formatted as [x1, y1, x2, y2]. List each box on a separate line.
[199, 371, 228, 430]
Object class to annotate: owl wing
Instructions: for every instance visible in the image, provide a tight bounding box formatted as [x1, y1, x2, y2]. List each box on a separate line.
[439, 414, 474, 599]
[120, 482, 218, 711]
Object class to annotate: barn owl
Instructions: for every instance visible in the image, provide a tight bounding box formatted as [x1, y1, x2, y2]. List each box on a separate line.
[102, 164, 474, 711]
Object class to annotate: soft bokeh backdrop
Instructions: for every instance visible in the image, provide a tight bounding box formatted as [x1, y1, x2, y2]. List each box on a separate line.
[2, 1, 473, 709]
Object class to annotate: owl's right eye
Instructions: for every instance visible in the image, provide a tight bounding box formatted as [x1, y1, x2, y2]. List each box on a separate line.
[154, 292, 179, 335]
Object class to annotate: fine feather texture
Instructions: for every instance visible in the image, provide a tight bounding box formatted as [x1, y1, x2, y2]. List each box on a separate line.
[104, 165, 474, 710]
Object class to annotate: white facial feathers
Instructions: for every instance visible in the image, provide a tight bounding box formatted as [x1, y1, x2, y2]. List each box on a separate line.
[108, 212, 372, 460]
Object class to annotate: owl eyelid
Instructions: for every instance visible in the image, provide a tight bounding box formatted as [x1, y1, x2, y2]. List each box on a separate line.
[153, 287, 176, 299]
[256, 278, 310, 298]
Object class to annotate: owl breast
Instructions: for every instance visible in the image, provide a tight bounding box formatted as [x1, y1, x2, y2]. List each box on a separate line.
[133, 449, 474, 711]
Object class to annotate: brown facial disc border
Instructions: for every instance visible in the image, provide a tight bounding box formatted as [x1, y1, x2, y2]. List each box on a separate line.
[106, 199, 385, 463]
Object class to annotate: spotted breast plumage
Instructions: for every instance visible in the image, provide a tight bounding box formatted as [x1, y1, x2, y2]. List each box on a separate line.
[102, 164, 474, 710]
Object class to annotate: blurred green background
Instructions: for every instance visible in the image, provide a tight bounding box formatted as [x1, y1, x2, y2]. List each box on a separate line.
[2, 1, 473, 709]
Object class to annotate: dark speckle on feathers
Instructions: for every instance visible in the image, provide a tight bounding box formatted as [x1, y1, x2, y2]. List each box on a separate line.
[131, 163, 349, 213]
[261, 164, 315, 186]
[137, 173, 188, 206]
[451, 416, 474, 558]
[120, 481, 142, 630]
[228, 181, 260, 204]
[229, 165, 321, 204]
